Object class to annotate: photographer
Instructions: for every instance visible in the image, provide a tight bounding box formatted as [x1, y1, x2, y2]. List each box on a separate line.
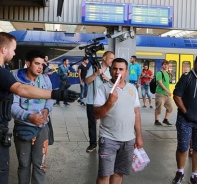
[0, 32, 78, 184]
[85, 51, 115, 152]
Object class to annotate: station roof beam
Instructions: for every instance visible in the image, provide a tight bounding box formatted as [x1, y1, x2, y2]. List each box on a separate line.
[0, 0, 49, 7]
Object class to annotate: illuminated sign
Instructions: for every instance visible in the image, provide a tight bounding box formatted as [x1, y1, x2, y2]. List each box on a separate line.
[81, 2, 128, 25]
[81, 2, 173, 28]
[129, 5, 173, 28]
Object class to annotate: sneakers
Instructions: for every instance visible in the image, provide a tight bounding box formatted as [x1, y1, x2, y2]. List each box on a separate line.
[190, 176, 197, 184]
[53, 103, 60, 107]
[163, 119, 172, 126]
[86, 145, 96, 153]
[172, 171, 184, 184]
[154, 120, 163, 126]
[80, 102, 86, 106]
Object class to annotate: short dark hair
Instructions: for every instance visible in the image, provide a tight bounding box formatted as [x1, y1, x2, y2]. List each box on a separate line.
[63, 58, 68, 62]
[26, 50, 45, 63]
[162, 59, 169, 65]
[131, 55, 137, 60]
[83, 56, 88, 61]
[112, 58, 128, 69]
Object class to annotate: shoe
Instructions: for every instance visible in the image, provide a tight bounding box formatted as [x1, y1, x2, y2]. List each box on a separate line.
[190, 175, 197, 184]
[162, 119, 172, 126]
[150, 106, 153, 108]
[86, 145, 96, 153]
[142, 105, 146, 108]
[77, 99, 81, 103]
[154, 120, 163, 126]
[80, 102, 86, 106]
[53, 103, 60, 107]
[64, 102, 70, 105]
[172, 171, 184, 184]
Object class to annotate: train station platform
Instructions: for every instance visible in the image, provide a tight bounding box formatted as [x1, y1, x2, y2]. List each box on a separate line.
[8, 88, 192, 184]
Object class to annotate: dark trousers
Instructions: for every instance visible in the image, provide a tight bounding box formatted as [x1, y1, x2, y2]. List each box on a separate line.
[86, 104, 97, 147]
[0, 142, 9, 184]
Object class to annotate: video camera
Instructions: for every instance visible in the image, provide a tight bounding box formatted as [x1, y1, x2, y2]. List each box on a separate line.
[79, 37, 105, 68]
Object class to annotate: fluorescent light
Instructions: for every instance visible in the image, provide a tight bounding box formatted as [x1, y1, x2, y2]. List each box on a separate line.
[0, 21, 15, 32]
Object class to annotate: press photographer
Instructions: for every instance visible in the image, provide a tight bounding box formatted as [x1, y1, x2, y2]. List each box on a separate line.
[82, 37, 115, 152]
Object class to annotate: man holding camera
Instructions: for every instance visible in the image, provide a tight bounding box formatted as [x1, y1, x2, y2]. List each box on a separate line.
[85, 51, 115, 153]
[0, 32, 78, 184]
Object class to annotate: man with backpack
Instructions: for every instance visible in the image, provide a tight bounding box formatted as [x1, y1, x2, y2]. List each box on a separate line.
[154, 60, 173, 126]
[172, 58, 197, 184]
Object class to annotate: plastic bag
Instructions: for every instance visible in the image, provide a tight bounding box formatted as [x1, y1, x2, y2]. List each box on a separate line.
[132, 148, 150, 172]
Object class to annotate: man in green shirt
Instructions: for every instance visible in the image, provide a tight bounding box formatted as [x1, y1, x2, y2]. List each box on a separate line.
[154, 60, 173, 126]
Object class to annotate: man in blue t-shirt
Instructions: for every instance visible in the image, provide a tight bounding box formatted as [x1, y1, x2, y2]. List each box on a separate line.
[128, 55, 141, 90]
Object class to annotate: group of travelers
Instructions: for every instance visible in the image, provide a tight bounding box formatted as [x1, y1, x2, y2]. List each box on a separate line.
[1, 31, 197, 184]
[128, 55, 173, 126]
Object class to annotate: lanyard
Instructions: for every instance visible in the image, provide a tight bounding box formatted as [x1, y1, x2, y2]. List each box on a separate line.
[25, 76, 40, 110]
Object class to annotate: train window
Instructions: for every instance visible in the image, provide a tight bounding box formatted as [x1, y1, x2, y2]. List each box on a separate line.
[182, 61, 191, 73]
[168, 60, 176, 84]
[149, 61, 155, 75]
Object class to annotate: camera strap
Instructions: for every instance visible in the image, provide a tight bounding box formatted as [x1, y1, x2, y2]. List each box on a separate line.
[0, 93, 13, 122]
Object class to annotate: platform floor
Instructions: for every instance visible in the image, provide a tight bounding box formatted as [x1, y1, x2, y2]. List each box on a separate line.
[8, 97, 193, 184]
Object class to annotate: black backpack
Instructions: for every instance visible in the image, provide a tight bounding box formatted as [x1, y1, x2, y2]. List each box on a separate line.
[150, 71, 165, 94]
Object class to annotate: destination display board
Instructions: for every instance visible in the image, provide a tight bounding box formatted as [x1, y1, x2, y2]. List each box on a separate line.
[81, 2, 173, 28]
[129, 5, 173, 28]
[81, 2, 128, 25]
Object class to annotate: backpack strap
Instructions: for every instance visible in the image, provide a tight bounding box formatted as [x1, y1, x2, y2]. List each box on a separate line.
[160, 70, 166, 82]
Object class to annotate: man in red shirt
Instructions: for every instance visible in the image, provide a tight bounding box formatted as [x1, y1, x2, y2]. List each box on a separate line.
[140, 63, 153, 108]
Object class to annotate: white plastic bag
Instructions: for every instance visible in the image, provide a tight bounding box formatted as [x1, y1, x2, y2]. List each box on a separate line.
[132, 148, 150, 172]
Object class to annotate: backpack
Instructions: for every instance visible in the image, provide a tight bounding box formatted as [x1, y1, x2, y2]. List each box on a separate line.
[149, 71, 165, 94]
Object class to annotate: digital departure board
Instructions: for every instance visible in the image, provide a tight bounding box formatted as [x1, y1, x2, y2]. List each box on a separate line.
[81, 2, 128, 25]
[129, 5, 173, 28]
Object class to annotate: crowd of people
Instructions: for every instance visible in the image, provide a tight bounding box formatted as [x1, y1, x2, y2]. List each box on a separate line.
[1, 31, 197, 184]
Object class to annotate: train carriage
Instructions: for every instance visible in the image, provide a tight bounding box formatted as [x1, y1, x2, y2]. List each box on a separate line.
[9, 30, 197, 93]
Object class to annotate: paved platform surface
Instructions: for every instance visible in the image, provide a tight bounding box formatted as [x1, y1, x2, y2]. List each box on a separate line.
[8, 92, 193, 184]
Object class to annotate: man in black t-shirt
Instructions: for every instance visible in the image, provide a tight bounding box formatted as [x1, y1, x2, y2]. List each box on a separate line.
[78, 56, 89, 106]
[172, 59, 197, 184]
[0, 32, 78, 184]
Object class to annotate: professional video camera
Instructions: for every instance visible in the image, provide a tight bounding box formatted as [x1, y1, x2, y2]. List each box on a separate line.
[79, 37, 105, 69]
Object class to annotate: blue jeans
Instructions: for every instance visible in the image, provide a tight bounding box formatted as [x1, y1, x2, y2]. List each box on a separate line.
[129, 80, 138, 90]
[80, 82, 88, 103]
[86, 104, 97, 147]
[141, 85, 151, 98]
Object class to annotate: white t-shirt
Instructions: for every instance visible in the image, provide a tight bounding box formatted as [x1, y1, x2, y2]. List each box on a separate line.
[94, 81, 140, 141]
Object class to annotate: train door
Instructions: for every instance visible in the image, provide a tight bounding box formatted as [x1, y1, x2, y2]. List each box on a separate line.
[166, 54, 194, 94]
[166, 54, 179, 94]
[180, 54, 193, 76]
